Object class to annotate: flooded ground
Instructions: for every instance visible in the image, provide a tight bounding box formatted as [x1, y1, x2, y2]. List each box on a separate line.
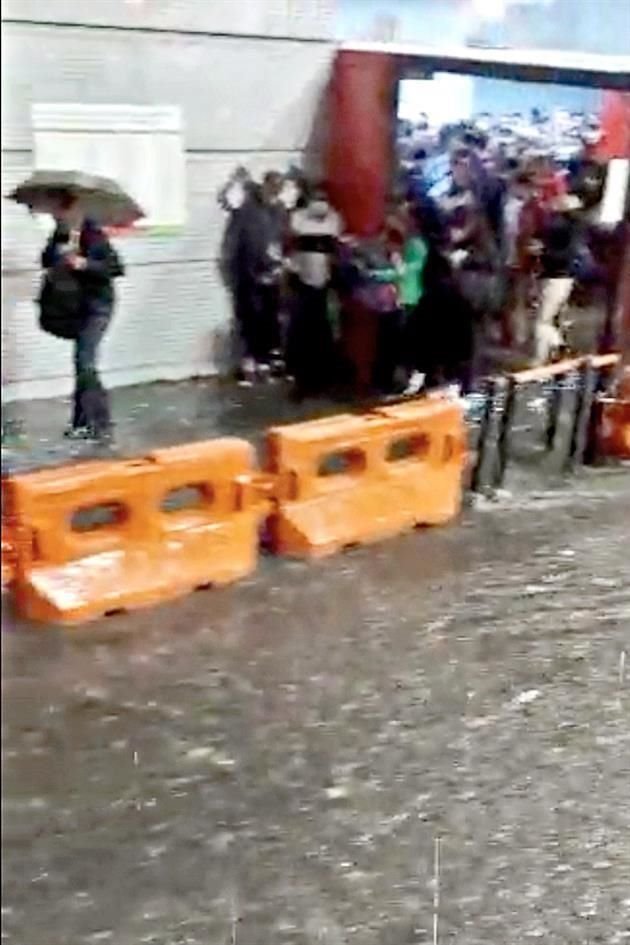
[2, 376, 629, 945]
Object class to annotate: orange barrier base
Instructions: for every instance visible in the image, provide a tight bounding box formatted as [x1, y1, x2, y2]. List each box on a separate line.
[597, 397, 630, 460]
[16, 511, 262, 625]
[270, 478, 461, 559]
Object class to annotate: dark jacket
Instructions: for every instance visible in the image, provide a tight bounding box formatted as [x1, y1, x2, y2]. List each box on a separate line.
[228, 192, 287, 286]
[41, 220, 124, 313]
[540, 213, 578, 279]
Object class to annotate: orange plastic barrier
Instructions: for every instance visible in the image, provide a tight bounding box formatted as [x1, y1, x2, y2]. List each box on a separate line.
[1, 534, 15, 588]
[597, 397, 630, 459]
[1, 479, 15, 588]
[6, 439, 266, 625]
[265, 398, 466, 558]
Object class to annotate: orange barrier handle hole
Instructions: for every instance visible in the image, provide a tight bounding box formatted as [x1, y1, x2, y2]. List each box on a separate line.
[386, 435, 431, 463]
[317, 448, 367, 477]
[70, 502, 128, 533]
[161, 484, 215, 513]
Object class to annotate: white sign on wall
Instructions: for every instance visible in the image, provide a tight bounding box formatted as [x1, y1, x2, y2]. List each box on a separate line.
[31, 104, 186, 232]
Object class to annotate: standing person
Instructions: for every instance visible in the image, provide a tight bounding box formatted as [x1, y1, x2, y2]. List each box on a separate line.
[528, 152, 567, 211]
[440, 149, 487, 270]
[500, 170, 543, 349]
[286, 185, 341, 400]
[385, 203, 429, 395]
[421, 246, 476, 395]
[351, 234, 400, 396]
[230, 171, 287, 385]
[463, 131, 505, 239]
[533, 195, 581, 364]
[40, 196, 124, 441]
[218, 167, 255, 373]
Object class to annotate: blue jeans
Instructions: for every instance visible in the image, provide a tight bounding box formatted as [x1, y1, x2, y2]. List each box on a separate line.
[72, 310, 111, 432]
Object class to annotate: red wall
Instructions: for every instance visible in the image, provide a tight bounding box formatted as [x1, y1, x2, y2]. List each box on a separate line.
[325, 51, 396, 237]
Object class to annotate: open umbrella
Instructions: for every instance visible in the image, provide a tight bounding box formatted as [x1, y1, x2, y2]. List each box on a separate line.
[8, 170, 144, 228]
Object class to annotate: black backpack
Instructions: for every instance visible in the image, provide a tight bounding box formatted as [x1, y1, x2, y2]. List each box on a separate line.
[37, 265, 82, 340]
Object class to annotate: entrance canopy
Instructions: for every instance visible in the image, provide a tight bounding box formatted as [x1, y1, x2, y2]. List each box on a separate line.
[340, 40, 630, 90]
[326, 42, 630, 236]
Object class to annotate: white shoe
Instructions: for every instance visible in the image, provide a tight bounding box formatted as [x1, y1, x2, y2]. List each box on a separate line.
[238, 358, 256, 387]
[257, 362, 272, 382]
[445, 383, 462, 400]
[63, 426, 91, 440]
[404, 371, 426, 396]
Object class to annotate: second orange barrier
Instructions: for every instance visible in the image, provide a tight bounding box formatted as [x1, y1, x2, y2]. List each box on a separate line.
[265, 398, 466, 558]
[597, 397, 630, 459]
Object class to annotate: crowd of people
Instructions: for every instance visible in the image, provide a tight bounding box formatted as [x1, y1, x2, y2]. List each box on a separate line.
[397, 107, 616, 376]
[34, 108, 620, 442]
[220, 169, 343, 399]
[220, 108, 619, 402]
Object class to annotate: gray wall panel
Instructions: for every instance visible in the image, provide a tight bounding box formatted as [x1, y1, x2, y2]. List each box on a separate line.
[2, 262, 231, 400]
[2, 0, 334, 40]
[2, 23, 333, 152]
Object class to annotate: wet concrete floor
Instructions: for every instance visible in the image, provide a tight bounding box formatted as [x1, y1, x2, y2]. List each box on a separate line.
[2, 378, 630, 944]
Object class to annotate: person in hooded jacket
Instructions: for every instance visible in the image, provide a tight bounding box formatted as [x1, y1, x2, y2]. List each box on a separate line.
[40, 195, 124, 441]
[228, 171, 288, 385]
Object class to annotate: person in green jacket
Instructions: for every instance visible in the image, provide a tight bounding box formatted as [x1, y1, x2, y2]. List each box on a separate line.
[385, 202, 429, 394]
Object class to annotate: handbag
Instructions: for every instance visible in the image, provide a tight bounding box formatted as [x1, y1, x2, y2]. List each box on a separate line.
[356, 273, 399, 314]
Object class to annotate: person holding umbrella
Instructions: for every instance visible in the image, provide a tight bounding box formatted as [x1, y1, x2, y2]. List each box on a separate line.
[40, 192, 124, 441]
[10, 171, 140, 442]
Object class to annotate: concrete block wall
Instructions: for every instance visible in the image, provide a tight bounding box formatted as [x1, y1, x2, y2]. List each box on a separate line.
[1, 0, 335, 402]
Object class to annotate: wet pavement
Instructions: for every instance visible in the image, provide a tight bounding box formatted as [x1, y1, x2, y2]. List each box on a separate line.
[2, 375, 630, 944]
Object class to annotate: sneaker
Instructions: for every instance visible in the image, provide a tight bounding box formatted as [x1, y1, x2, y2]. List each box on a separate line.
[444, 383, 462, 401]
[237, 358, 256, 387]
[256, 362, 272, 382]
[63, 426, 91, 440]
[403, 371, 426, 396]
[270, 350, 285, 376]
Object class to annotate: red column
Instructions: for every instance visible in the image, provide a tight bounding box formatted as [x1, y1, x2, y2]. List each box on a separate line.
[596, 91, 630, 368]
[597, 91, 630, 161]
[325, 50, 396, 237]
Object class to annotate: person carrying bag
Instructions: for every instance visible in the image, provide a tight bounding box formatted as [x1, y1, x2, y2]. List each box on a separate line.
[40, 205, 124, 442]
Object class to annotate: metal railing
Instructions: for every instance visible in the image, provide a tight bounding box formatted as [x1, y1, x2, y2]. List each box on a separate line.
[470, 353, 621, 494]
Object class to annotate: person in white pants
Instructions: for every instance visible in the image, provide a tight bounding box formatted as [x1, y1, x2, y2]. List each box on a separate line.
[533, 194, 582, 365]
[534, 276, 573, 363]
